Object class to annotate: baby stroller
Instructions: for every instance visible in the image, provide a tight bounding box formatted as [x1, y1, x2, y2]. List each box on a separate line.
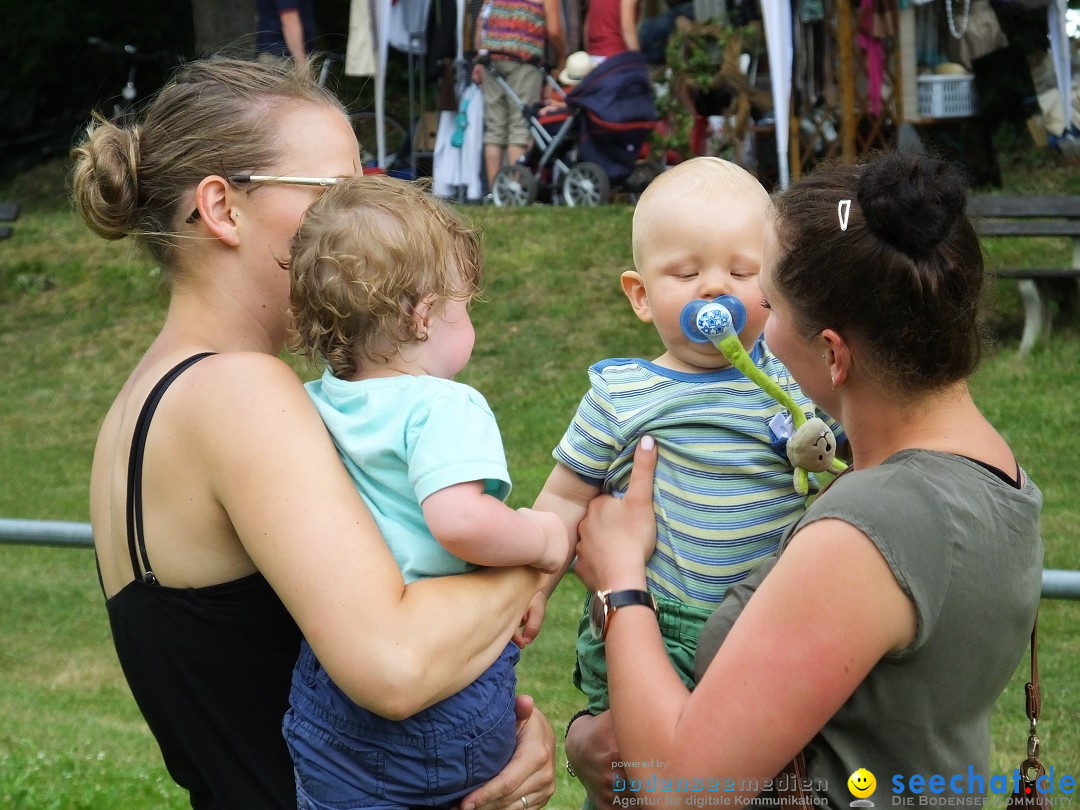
[488, 50, 658, 206]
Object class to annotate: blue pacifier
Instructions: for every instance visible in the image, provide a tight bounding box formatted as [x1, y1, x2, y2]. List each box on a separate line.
[679, 295, 748, 344]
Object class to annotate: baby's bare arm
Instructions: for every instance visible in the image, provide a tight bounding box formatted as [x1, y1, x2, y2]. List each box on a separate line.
[423, 482, 568, 573]
[533, 463, 601, 596]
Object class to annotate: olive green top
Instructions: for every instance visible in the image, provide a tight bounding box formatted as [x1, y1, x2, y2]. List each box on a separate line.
[694, 450, 1043, 807]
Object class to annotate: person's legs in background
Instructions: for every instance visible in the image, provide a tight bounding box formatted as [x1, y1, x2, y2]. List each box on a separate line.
[501, 61, 542, 175]
[481, 60, 542, 188]
[481, 63, 511, 188]
[483, 144, 506, 188]
[507, 144, 528, 164]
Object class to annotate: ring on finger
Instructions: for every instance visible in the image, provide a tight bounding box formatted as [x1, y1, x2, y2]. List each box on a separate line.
[520, 797, 529, 810]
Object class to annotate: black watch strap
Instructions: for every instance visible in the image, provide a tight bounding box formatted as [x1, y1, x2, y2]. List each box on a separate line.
[607, 589, 656, 611]
[592, 588, 657, 640]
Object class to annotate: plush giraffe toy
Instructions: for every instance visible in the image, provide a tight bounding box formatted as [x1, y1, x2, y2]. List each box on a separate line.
[681, 298, 848, 496]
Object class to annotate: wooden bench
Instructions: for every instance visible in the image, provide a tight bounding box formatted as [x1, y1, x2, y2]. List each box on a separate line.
[0, 201, 19, 240]
[968, 195, 1080, 355]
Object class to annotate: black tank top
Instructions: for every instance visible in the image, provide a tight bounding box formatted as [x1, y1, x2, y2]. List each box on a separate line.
[103, 354, 301, 809]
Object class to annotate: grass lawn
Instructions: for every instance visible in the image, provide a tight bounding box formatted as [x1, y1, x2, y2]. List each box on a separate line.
[0, 156, 1078, 808]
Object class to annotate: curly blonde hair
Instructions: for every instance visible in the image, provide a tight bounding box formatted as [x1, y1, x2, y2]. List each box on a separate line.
[288, 175, 483, 379]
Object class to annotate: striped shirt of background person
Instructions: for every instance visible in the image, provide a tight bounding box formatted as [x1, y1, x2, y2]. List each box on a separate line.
[482, 0, 547, 63]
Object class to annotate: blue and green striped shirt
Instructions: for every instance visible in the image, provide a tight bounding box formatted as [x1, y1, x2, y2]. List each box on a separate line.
[555, 340, 838, 609]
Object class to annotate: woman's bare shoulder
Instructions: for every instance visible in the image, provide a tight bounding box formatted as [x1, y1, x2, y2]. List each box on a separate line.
[186, 351, 307, 386]
[176, 353, 317, 411]
[163, 352, 330, 460]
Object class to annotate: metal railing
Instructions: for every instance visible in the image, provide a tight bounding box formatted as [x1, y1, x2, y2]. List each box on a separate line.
[1, 517, 1078, 599]
[1, 518, 94, 548]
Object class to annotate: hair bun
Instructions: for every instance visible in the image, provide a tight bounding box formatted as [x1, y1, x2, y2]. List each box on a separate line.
[856, 152, 967, 257]
[70, 119, 141, 240]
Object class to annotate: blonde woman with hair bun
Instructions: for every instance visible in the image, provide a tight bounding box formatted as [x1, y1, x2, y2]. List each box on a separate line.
[74, 55, 555, 810]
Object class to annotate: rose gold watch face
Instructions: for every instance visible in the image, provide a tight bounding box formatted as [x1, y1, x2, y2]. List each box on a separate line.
[589, 591, 608, 639]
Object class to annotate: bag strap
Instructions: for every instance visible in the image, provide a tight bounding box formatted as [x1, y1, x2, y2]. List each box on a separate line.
[1020, 614, 1044, 779]
[1026, 615, 1040, 725]
[776, 751, 810, 805]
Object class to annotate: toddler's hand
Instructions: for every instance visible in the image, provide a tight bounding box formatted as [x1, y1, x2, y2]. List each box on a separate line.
[513, 592, 548, 647]
[516, 507, 571, 573]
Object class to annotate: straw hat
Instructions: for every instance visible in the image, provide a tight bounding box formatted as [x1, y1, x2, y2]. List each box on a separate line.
[934, 62, 970, 76]
[559, 51, 595, 86]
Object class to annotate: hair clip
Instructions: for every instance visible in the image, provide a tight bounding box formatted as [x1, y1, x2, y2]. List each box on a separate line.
[838, 199, 851, 232]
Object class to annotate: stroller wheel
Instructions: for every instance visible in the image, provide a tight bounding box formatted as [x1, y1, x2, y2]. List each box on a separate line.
[562, 162, 610, 207]
[492, 165, 539, 207]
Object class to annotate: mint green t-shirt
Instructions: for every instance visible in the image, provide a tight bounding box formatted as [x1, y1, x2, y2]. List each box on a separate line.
[307, 371, 511, 584]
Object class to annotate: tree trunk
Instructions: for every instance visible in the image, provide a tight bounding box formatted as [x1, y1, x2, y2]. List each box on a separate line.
[191, 0, 257, 59]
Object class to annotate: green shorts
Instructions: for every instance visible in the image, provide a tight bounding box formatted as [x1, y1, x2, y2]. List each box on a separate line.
[573, 592, 715, 714]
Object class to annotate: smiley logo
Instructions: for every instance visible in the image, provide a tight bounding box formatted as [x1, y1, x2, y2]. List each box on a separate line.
[848, 768, 877, 799]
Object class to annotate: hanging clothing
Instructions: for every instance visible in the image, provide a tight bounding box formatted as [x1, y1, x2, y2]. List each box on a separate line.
[947, 0, 1008, 70]
[345, 0, 377, 76]
[1047, 0, 1075, 135]
[390, 0, 435, 52]
[433, 83, 485, 201]
[857, 0, 897, 116]
[915, 3, 940, 69]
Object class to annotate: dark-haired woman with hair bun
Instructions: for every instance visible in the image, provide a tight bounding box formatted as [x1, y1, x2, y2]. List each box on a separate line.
[565, 151, 1043, 808]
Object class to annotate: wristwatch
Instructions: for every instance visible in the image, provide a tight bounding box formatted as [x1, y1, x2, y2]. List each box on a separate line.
[589, 589, 657, 640]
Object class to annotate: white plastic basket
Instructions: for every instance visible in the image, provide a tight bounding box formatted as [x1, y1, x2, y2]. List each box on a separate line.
[917, 75, 978, 119]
